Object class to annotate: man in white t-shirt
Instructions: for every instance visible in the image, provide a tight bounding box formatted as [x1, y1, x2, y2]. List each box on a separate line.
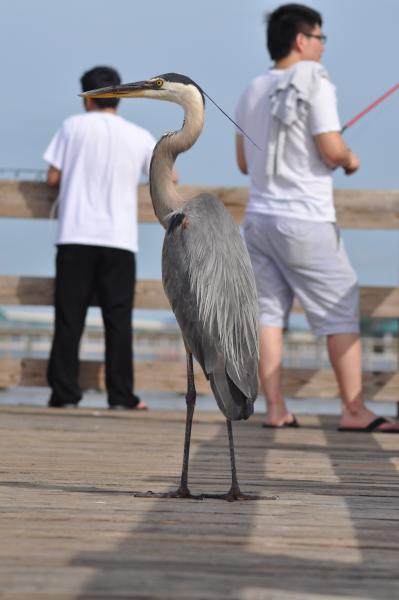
[235, 4, 399, 432]
[44, 66, 156, 410]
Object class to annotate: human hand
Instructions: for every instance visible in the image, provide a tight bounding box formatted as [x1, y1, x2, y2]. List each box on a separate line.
[343, 150, 360, 175]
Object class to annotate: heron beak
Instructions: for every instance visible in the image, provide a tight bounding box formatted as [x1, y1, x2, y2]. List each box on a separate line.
[80, 80, 152, 99]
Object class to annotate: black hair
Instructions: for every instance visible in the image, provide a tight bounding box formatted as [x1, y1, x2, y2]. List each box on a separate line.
[80, 66, 121, 109]
[265, 3, 322, 61]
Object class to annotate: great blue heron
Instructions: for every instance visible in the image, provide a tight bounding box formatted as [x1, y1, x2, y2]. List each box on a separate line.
[82, 73, 260, 501]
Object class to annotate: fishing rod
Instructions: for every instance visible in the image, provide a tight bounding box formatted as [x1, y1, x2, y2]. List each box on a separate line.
[341, 81, 399, 132]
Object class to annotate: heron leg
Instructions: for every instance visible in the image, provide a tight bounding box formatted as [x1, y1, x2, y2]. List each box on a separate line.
[198, 419, 275, 502]
[223, 419, 273, 500]
[195, 419, 243, 501]
[226, 418, 241, 498]
[132, 354, 272, 502]
[176, 351, 196, 496]
[132, 351, 203, 500]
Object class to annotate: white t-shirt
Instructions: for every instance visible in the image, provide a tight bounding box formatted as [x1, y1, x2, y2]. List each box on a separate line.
[235, 66, 341, 222]
[44, 111, 156, 252]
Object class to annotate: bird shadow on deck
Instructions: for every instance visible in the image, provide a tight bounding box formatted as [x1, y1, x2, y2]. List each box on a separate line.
[70, 414, 399, 600]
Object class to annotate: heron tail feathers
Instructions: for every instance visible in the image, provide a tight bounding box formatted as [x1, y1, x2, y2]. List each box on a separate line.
[209, 363, 255, 421]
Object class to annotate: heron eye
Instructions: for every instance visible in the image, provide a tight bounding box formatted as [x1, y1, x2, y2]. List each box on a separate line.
[155, 79, 164, 88]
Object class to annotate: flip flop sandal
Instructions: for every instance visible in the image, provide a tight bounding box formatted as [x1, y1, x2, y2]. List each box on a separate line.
[262, 416, 300, 429]
[337, 416, 399, 433]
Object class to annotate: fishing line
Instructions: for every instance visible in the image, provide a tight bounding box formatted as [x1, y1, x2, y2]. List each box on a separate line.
[202, 90, 263, 151]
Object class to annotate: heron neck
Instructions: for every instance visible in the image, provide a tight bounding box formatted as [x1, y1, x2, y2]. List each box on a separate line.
[150, 93, 204, 228]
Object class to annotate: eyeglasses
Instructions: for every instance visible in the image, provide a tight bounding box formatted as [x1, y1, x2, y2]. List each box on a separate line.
[302, 32, 327, 43]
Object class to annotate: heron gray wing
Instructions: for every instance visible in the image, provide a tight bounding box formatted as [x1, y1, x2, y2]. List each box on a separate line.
[161, 212, 212, 375]
[162, 194, 259, 408]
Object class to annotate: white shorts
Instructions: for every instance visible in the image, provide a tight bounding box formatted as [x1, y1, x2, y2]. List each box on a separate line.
[244, 213, 360, 336]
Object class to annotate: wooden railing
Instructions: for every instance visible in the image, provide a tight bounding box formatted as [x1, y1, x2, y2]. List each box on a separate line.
[1, 180, 399, 401]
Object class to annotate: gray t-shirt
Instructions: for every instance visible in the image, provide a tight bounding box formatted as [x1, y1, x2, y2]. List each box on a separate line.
[235, 62, 341, 222]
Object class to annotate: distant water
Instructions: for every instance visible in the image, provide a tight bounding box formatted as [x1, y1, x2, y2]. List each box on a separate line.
[0, 386, 397, 417]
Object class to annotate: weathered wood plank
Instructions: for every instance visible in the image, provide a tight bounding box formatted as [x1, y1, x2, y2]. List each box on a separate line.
[0, 180, 58, 218]
[0, 356, 210, 393]
[1, 356, 398, 400]
[1, 180, 399, 228]
[0, 408, 398, 599]
[1, 275, 399, 317]
[0, 181, 244, 222]
[0, 276, 170, 309]
[334, 188, 399, 228]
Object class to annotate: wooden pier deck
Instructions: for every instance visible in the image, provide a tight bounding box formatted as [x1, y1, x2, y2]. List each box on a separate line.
[0, 405, 398, 599]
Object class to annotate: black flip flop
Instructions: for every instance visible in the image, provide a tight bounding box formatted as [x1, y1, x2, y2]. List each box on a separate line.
[337, 416, 399, 433]
[262, 416, 300, 429]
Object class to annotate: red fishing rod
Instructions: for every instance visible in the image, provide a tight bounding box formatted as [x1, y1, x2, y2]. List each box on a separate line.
[342, 81, 399, 132]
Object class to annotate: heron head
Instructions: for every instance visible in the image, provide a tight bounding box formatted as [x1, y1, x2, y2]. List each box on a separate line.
[80, 72, 205, 106]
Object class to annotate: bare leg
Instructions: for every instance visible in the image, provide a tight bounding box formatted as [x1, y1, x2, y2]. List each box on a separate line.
[259, 325, 296, 426]
[328, 333, 399, 431]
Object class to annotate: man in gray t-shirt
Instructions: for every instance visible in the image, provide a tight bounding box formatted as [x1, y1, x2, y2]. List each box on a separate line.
[235, 4, 399, 433]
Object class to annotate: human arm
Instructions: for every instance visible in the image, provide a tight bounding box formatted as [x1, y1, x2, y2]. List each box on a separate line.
[235, 134, 248, 175]
[314, 132, 360, 175]
[46, 165, 61, 187]
[310, 77, 360, 175]
[43, 121, 68, 187]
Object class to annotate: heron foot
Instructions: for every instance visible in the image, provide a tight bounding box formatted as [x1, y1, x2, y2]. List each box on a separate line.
[132, 488, 276, 502]
[200, 486, 277, 502]
[132, 487, 205, 500]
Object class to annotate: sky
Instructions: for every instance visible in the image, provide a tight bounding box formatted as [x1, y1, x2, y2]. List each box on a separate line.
[0, 0, 399, 287]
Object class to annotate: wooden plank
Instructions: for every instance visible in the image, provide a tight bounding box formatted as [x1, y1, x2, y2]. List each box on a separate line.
[1, 356, 399, 401]
[0, 409, 398, 599]
[0, 276, 54, 306]
[0, 180, 58, 218]
[1, 275, 399, 317]
[2, 180, 399, 228]
[361, 286, 399, 318]
[0, 276, 169, 309]
[334, 188, 399, 228]
[0, 181, 245, 222]
[0, 356, 209, 394]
